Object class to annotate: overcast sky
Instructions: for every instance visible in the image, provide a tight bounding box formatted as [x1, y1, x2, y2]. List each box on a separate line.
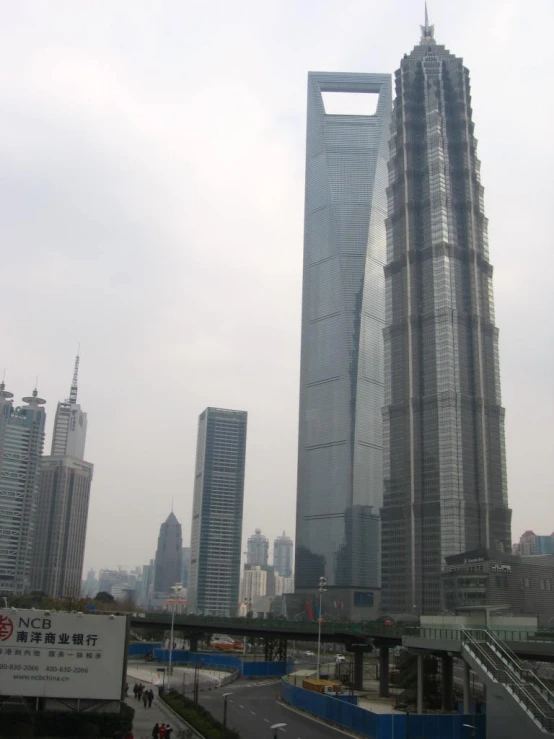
[2, 0, 553, 575]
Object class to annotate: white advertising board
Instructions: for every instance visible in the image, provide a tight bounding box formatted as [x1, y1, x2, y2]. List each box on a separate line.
[0, 609, 126, 700]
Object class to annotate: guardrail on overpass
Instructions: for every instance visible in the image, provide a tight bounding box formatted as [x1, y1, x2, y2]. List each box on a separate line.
[129, 614, 405, 643]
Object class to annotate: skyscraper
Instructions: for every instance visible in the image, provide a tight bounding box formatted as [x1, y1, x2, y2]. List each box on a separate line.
[51, 355, 87, 459]
[31, 357, 93, 599]
[187, 407, 247, 616]
[295, 71, 392, 604]
[153, 511, 183, 594]
[381, 13, 511, 614]
[246, 528, 269, 566]
[0, 384, 46, 595]
[273, 531, 293, 578]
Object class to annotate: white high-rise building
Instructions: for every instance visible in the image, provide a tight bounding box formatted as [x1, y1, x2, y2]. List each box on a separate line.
[241, 565, 268, 605]
[51, 355, 87, 459]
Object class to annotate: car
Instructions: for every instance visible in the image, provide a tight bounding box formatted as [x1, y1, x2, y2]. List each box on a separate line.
[335, 655, 346, 663]
[305, 650, 315, 657]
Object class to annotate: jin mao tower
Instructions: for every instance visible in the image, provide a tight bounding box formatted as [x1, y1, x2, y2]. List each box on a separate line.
[381, 12, 511, 614]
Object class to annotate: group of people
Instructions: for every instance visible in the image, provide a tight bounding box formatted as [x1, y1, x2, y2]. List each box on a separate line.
[151, 722, 173, 738]
[133, 682, 155, 707]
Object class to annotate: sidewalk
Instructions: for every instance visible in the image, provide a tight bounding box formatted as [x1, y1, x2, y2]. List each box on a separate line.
[126, 692, 187, 739]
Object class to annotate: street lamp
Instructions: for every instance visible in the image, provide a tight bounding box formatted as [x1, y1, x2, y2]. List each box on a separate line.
[168, 583, 185, 677]
[316, 576, 327, 679]
[463, 723, 477, 738]
[222, 692, 233, 736]
[270, 723, 287, 738]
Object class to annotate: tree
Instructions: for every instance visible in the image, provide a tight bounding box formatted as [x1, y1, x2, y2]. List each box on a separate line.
[94, 591, 115, 603]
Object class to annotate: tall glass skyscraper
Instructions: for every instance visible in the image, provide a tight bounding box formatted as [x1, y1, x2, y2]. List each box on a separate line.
[0, 384, 46, 595]
[295, 72, 392, 601]
[381, 16, 511, 614]
[187, 407, 247, 616]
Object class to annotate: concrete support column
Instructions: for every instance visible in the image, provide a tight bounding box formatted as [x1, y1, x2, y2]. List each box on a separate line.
[417, 653, 424, 714]
[379, 646, 390, 698]
[441, 654, 454, 712]
[189, 636, 198, 653]
[462, 659, 471, 714]
[353, 649, 364, 690]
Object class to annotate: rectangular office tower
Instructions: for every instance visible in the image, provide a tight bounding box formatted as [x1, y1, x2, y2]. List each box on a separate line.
[0, 386, 46, 595]
[31, 457, 93, 598]
[31, 356, 93, 599]
[381, 18, 512, 615]
[187, 408, 247, 616]
[295, 72, 391, 605]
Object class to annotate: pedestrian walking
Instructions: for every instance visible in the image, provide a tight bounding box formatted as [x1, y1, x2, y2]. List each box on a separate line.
[133, 683, 139, 700]
[151, 722, 159, 739]
[142, 690, 148, 708]
[159, 723, 167, 739]
[148, 688, 154, 708]
[165, 726, 173, 739]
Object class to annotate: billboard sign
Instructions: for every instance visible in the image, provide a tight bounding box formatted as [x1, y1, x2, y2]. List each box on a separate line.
[0, 609, 126, 700]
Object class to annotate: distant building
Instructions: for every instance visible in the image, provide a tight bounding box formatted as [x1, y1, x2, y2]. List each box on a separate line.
[443, 547, 554, 627]
[137, 560, 155, 607]
[247, 528, 269, 566]
[31, 356, 93, 599]
[98, 568, 135, 595]
[513, 530, 554, 556]
[188, 407, 247, 616]
[273, 531, 293, 578]
[275, 574, 294, 596]
[241, 565, 268, 605]
[82, 568, 98, 598]
[31, 457, 93, 598]
[153, 511, 183, 595]
[0, 384, 46, 595]
[181, 547, 191, 588]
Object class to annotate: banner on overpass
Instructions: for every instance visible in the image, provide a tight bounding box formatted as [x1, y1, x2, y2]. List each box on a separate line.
[0, 609, 126, 700]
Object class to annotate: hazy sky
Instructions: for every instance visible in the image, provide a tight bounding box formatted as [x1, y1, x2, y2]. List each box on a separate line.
[2, 0, 553, 574]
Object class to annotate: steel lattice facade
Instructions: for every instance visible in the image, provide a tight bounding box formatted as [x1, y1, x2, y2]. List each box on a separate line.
[381, 28, 511, 614]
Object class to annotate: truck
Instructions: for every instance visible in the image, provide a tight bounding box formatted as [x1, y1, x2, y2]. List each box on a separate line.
[302, 678, 343, 695]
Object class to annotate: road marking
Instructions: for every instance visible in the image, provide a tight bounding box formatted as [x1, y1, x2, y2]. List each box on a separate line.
[250, 710, 256, 715]
[239, 704, 244, 708]
[264, 718, 269, 722]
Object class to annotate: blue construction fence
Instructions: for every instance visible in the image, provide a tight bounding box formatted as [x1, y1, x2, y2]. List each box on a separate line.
[147, 648, 293, 677]
[128, 642, 162, 657]
[280, 680, 486, 739]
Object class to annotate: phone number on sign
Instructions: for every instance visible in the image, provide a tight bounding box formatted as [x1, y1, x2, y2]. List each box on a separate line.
[0, 664, 89, 673]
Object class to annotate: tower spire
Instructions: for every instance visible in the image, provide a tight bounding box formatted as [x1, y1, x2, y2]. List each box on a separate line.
[69, 354, 80, 404]
[420, 2, 435, 43]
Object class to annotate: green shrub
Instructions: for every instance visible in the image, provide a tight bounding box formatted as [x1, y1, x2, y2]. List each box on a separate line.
[160, 689, 240, 739]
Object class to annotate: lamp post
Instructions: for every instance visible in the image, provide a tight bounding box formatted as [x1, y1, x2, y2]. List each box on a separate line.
[316, 576, 327, 679]
[270, 723, 287, 738]
[168, 583, 184, 678]
[463, 723, 477, 738]
[222, 692, 233, 736]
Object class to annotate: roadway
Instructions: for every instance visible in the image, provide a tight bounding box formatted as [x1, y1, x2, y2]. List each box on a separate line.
[198, 677, 354, 739]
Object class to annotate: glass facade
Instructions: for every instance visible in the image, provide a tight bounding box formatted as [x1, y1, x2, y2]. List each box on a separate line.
[0, 386, 46, 595]
[187, 407, 247, 616]
[295, 72, 392, 594]
[381, 24, 511, 614]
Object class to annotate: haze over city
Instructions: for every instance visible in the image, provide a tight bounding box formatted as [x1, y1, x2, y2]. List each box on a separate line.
[1, 0, 552, 573]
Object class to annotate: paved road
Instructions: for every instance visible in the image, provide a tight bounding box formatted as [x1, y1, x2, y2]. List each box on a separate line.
[198, 678, 353, 739]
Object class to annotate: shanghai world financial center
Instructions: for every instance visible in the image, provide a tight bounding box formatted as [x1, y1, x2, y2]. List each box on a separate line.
[295, 19, 511, 615]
